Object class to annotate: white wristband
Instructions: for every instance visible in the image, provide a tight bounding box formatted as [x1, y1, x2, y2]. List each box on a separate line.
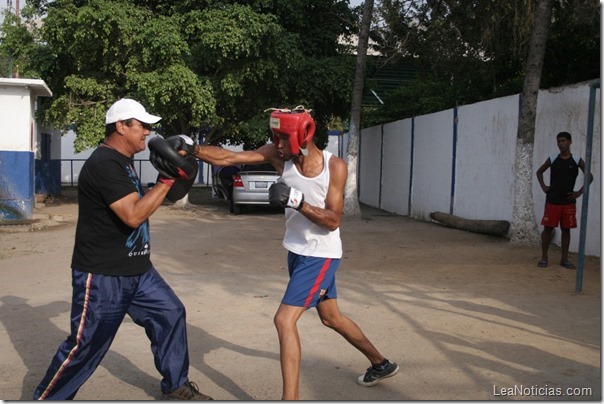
[288, 188, 304, 210]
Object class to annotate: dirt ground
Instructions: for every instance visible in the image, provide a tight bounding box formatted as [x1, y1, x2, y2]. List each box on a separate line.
[0, 187, 600, 401]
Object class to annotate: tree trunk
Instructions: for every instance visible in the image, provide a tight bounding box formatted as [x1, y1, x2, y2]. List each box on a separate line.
[173, 193, 190, 209]
[430, 211, 510, 237]
[344, 0, 374, 219]
[510, 0, 553, 246]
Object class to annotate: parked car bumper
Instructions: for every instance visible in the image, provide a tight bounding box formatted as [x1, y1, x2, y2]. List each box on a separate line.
[231, 163, 280, 214]
[233, 183, 278, 205]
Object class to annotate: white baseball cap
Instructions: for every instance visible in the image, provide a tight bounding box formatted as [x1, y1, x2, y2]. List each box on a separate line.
[105, 98, 162, 124]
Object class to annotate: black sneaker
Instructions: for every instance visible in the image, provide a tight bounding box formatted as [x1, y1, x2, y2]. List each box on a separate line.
[163, 381, 214, 400]
[357, 360, 400, 387]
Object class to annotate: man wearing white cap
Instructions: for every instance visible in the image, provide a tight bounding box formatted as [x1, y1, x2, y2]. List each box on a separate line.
[33, 99, 212, 400]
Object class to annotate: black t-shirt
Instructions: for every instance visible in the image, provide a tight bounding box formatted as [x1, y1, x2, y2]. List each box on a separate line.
[71, 146, 152, 275]
[546, 154, 580, 205]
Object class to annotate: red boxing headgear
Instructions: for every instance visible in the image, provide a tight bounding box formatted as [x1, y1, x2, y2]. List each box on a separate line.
[269, 107, 316, 156]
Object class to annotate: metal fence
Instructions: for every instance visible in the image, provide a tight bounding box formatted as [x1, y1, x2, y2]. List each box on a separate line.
[61, 158, 154, 187]
[60, 158, 214, 187]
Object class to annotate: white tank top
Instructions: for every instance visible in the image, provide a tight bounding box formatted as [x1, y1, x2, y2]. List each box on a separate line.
[281, 150, 343, 258]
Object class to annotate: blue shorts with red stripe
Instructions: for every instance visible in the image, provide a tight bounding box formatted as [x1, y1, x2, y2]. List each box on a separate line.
[282, 252, 340, 309]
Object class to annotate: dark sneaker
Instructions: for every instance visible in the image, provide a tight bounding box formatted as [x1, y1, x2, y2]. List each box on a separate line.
[163, 381, 214, 400]
[357, 360, 400, 387]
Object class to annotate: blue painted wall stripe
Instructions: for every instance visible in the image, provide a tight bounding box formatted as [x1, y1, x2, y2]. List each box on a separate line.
[0, 150, 34, 220]
[450, 108, 458, 215]
[408, 118, 415, 215]
[379, 125, 384, 209]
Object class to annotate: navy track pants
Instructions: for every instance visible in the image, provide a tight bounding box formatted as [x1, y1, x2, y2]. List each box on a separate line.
[33, 267, 189, 400]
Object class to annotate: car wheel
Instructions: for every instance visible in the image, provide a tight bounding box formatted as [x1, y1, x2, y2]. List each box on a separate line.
[233, 203, 242, 215]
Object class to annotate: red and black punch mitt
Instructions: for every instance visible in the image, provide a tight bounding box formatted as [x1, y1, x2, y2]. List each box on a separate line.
[148, 136, 198, 201]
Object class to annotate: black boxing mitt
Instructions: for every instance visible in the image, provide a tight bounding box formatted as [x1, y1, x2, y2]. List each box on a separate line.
[148, 136, 196, 180]
[165, 156, 199, 202]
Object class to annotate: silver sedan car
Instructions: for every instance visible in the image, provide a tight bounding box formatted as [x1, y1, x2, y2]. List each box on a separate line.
[231, 163, 280, 214]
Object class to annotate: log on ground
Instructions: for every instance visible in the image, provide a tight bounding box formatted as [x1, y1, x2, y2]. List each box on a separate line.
[429, 211, 510, 237]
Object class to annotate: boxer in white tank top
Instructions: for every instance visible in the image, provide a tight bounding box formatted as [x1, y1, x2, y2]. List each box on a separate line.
[194, 106, 399, 400]
[281, 149, 342, 258]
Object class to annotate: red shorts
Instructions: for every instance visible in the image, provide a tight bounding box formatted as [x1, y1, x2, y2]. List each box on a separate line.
[541, 202, 577, 229]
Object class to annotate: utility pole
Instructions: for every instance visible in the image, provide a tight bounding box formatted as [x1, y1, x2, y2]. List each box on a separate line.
[11, 0, 20, 78]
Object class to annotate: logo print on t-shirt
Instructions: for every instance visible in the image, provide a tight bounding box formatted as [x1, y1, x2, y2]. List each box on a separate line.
[125, 164, 151, 256]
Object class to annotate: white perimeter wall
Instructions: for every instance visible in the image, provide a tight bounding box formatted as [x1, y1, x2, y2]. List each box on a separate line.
[410, 109, 455, 221]
[381, 119, 412, 215]
[358, 81, 601, 257]
[358, 125, 382, 208]
[454, 95, 519, 221]
[0, 86, 34, 151]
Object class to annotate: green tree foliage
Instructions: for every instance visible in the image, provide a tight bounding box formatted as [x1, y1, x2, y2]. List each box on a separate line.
[362, 75, 451, 126]
[17, 0, 219, 150]
[2, 1, 597, 143]
[542, 0, 600, 88]
[0, 8, 38, 79]
[0, 0, 357, 152]
[362, 0, 600, 127]
[181, 5, 300, 146]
